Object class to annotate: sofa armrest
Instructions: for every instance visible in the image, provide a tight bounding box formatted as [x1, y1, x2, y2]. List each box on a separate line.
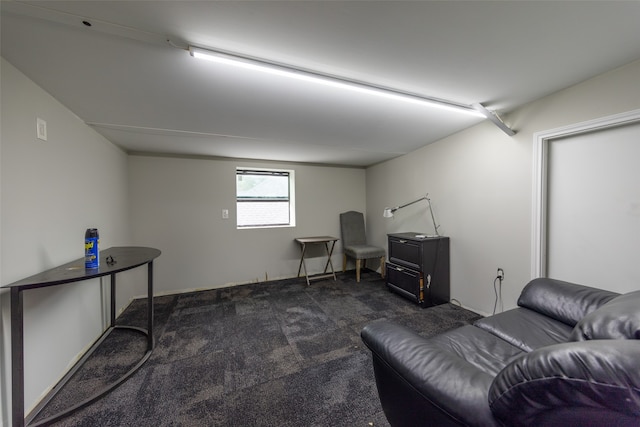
[517, 278, 618, 326]
[489, 340, 640, 427]
[361, 320, 498, 427]
[570, 290, 640, 341]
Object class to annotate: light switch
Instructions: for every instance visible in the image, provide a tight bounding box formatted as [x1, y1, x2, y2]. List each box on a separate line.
[37, 118, 47, 141]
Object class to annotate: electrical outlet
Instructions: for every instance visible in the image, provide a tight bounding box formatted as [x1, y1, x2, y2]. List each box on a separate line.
[222, 209, 229, 219]
[497, 268, 505, 281]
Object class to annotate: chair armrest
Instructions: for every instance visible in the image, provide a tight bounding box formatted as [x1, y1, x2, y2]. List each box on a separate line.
[489, 340, 640, 427]
[361, 320, 497, 427]
[517, 278, 618, 326]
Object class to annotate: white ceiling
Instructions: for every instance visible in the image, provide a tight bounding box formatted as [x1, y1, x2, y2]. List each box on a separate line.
[2, 1, 640, 167]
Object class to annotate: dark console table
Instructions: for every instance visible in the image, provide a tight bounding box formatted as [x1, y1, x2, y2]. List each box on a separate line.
[386, 233, 449, 307]
[2, 246, 161, 427]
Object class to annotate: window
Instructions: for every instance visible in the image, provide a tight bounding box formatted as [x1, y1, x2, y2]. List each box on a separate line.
[236, 168, 295, 228]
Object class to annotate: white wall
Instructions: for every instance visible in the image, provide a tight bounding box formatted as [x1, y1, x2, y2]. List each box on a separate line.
[0, 58, 132, 425]
[128, 155, 366, 294]
[366, 59, 640, 316]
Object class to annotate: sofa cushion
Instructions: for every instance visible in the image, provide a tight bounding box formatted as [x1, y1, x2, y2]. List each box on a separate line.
[428, 325, 525, 376]
[570, 290, 640, 341]
[517, 278, 618, 326]
[489, 340, 640, 427]
[475, 307, 573, 352]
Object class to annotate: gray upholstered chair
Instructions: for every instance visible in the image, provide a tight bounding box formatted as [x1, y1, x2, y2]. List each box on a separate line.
[339, 211, 386, 282]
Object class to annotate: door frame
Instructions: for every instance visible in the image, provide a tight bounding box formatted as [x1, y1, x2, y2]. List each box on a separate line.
[531, 108, 640, 278]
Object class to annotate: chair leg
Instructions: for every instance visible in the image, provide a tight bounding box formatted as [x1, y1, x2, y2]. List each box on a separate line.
[380, 256, 386, 278]
[343, 254, 347, 273]
[356, 259, 361, 282]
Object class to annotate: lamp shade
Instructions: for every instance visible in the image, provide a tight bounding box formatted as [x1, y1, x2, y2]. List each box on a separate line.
[383, 208, 395, 218]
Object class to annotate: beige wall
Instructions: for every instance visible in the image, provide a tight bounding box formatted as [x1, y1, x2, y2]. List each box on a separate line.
[128, 155, 366, 294]
[366, 59, 640, 315]
[0, 58, 133, 423]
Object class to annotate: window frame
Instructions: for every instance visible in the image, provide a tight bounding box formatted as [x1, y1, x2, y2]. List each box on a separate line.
[236, 167, 296, 229]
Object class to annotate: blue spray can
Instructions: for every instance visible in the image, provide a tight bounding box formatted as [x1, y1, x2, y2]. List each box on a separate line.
[85, 228, 100, 269]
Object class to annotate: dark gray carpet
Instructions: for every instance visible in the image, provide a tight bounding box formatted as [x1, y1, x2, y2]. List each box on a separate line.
[35, 270, 482, 426]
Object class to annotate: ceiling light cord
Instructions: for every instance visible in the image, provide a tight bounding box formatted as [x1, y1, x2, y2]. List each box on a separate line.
[167, 39, 189, 50]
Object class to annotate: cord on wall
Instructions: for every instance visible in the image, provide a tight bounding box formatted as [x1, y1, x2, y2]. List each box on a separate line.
[492, 268, 504, 315]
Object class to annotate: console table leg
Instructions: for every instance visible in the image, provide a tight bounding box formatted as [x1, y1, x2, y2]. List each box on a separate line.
[110, 273, 116, 327]
[11, 288, 25, 427]
[147, 261, 154, 351]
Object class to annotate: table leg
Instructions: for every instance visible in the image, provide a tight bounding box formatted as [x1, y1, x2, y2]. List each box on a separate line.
[11, 288, 25, 427]
[147, 261, 154, 351]
[297, 243, 311, 285]
[110, 273, 116, 327]
[322, 240, 337, 280]
[296, 243, 306, 276]
[322, 242, 330, 273]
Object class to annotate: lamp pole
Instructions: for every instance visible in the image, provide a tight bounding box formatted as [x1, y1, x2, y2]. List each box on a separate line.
[383, 194, 440, 236]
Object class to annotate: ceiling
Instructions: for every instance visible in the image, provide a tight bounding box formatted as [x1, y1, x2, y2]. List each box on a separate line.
[2, 1, 640, 167]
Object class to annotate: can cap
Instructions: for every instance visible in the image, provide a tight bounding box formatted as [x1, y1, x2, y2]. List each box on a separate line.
[85, 228, 99, 238]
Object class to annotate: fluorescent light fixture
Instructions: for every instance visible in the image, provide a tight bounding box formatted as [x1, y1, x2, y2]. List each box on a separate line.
[189, 46, 484, 117]
[383, 193, 440, 236]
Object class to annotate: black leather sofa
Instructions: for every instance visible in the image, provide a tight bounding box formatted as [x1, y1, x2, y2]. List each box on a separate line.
[361, 278, 640, 426]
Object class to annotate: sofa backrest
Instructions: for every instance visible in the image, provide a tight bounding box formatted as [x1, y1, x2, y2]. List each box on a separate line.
[570, 290, 640, 341]
[517, 278, 618, 327]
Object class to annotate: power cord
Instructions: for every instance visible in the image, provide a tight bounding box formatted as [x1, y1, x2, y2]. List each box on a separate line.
[493, 268, 504, 314]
